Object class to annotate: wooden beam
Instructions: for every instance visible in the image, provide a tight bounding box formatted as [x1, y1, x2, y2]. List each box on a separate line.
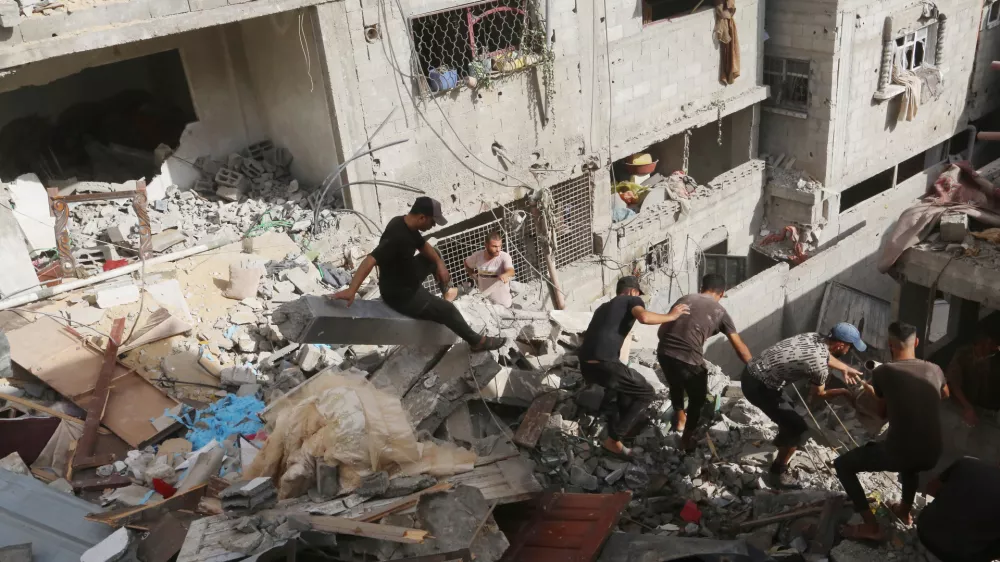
[738, 505, 825, 530]
[72, 317, 125, 470]
[0, 393, 111, 434]
[288, 515, 428, 544]
[355, 482, 452, 523]
[513, 392, 559, 448]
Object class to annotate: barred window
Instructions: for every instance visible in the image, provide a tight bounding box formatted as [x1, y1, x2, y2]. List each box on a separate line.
[411, 0, 545, 93]
[700, 254, 747, 288]
[990, 1, 1000, 29]
[764, 56, 810, 112]
[423, 174, 594, 292]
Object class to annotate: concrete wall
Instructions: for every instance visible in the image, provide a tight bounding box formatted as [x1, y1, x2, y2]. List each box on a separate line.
[967, 1, 1000, 121]
[312, 0, 766, 227]
[759, 0, 839, 182]
[762, 0, 983, 191]
[240, 11, 341, 186]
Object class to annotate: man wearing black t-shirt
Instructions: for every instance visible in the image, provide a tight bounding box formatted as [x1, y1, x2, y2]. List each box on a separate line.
[330, 197, 505, 351]
[917, 457, 1000, 562]
[579, 276, 689, 457]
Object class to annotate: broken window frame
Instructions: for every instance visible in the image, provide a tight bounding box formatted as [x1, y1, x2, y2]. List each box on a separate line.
[988, 1, 1000, 29]
[409, 0, 544, 95]
[699, 254, 748, 288]
[641, 0, 710, 26]
[894, 26, 930, 71]
[763, 56, 810, 115]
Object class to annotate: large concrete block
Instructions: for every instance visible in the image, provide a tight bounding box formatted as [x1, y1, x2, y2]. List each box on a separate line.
[368, 345, 448, 398]
[275, 296, 461, 346]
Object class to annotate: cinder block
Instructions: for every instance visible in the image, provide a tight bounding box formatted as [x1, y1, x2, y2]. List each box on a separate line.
[189, 0, 227, 10]
[17, 12, 68, 41]
[96, 284, 140, 309]
[0, 1, 19, 28]
[0, 25, 21, 43]
[150, 0, 190, 17]
[939, 212, 968, 242]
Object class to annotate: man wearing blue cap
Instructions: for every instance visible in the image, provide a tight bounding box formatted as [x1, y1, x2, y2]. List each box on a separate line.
[837, 321, 950, 542]
[740, 322, 866, 488]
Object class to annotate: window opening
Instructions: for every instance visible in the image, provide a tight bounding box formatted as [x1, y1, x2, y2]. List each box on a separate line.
[764, 57, 810, 112]
[988, 1, 1000, 29]
[895, 27, 929, 71]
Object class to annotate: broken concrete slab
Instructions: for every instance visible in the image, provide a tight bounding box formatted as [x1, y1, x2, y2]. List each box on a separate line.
[281, 266, 323, 295]
[399, 485, 509, 562]
[150, 229, 187, 252]
[478, 367, 560, 406]
[81, 527, 131, 562]
[0, 544, 30, 562]
[275, 296, 462, 346]
[368, 345, 447, 398]
[95, 284, 141, 308]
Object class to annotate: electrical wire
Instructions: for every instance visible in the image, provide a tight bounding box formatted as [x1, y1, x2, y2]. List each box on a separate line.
[298, 10, 315, 93]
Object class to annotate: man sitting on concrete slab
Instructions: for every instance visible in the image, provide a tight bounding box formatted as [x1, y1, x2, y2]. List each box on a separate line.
[656, 273, 753, 452]
[578, 275, 690, 457]
[464, 231, 515, 307]
[740, 323, 865, 489]
[916, 456, 1000, 562]
[836, 321, 950, 541]
[329, 196, 506, 352]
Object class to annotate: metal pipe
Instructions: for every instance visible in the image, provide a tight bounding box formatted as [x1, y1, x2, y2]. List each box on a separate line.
[864, 360, 882, 372]
[0, 237, 236, 311]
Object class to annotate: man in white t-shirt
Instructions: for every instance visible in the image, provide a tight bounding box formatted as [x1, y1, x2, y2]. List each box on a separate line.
[464, 232, 515, 307]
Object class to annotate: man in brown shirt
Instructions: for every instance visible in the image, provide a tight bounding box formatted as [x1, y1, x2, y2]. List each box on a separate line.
[946, 320, 1000, 427]
[836, 321, 950, 541]
[656, 274, 752, 451]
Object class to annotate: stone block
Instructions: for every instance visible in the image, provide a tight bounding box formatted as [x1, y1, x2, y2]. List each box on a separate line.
[190, 0, 227, 10]
[149, 0, 189, 17]
[17, 11, 68, 41]
[220, 366, 256, 386]
[95, 284, 140, 308]
[106, 223, 130, 244]
[275, 296, 462, 347]
[81, 527, 130, 562]
[0, 1, 19, 28]
[296, 344, 323, 372]
[368, 345, 446, 397]
[150, 229, 186, 252]
[216, 186, 243, 202]
[939, 211, 968, 243]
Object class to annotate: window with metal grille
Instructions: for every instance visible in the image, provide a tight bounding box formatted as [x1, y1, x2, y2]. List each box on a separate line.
[895, 27, 930, 70]
[700, 254, 747, 288]
[764, 56, 809, 112]
[423, 174, 594, 292]
[988, 1, 1000, 29]
[641, 0, 707, 25]
[410, 0, 545, 93]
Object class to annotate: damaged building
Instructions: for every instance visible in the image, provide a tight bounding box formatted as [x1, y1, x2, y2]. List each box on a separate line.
[0, 0, 999, 559]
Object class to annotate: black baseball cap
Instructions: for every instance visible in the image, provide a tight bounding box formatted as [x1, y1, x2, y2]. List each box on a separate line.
[410, 196, 448, 226]
[616, 276, 644, 295]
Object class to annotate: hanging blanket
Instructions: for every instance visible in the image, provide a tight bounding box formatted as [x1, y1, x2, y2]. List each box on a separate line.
[715, 0, 740, 85]
[893, 65, 921, 122]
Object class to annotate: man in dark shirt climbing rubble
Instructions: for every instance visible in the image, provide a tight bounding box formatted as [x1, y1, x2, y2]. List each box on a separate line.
[656, 273, 753, 452]
[836, 321, 950, 542]
[740, 323, 865, 489]
[578, 276, 690, 457]
[917, 456, 1000, 562]
[330, 196, 506, 351]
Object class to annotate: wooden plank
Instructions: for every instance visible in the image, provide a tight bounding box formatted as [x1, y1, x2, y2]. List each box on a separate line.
[356, 482, 452, 522]
[738, 505, 824, 530]
[288, 515, 428, 544]
[73, 317, 125, 470]
[6, 317, 180, 447]
[72, 473, 132, 492]
[0, 394, 112, 434]
[513, 392, 559, 448]
[137, 514, 189, 562]
[86, 484, 207, 527]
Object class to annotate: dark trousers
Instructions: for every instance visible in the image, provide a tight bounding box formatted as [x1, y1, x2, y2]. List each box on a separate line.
[918, 526, 1000, 562]
[383, 253, 482, 345]
[834, 442, 933, 514]
[741, 372, 810, 451]
[658, 353, 708, 431]
[580, 360, 656, 441]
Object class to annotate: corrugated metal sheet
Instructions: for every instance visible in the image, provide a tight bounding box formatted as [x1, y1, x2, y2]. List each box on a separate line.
[0, 470, 112, 562]
[816, 282, 891, 351]
[501, 492, 631, 562]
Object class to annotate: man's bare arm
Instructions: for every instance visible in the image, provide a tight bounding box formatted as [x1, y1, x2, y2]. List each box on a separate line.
[810, 384, 852, 401]
[727, 333, 753, 364]
[631, 304, 690, 325]
[329, 255, 376, 306]
[829, 355, 863, 384]
[419, 243, 451, 286]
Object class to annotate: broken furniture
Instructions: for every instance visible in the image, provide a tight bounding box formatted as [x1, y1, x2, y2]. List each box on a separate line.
[48, 180, 153, 278]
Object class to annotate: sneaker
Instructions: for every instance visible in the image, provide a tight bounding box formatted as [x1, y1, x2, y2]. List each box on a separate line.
[769, 470, 804, 489]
